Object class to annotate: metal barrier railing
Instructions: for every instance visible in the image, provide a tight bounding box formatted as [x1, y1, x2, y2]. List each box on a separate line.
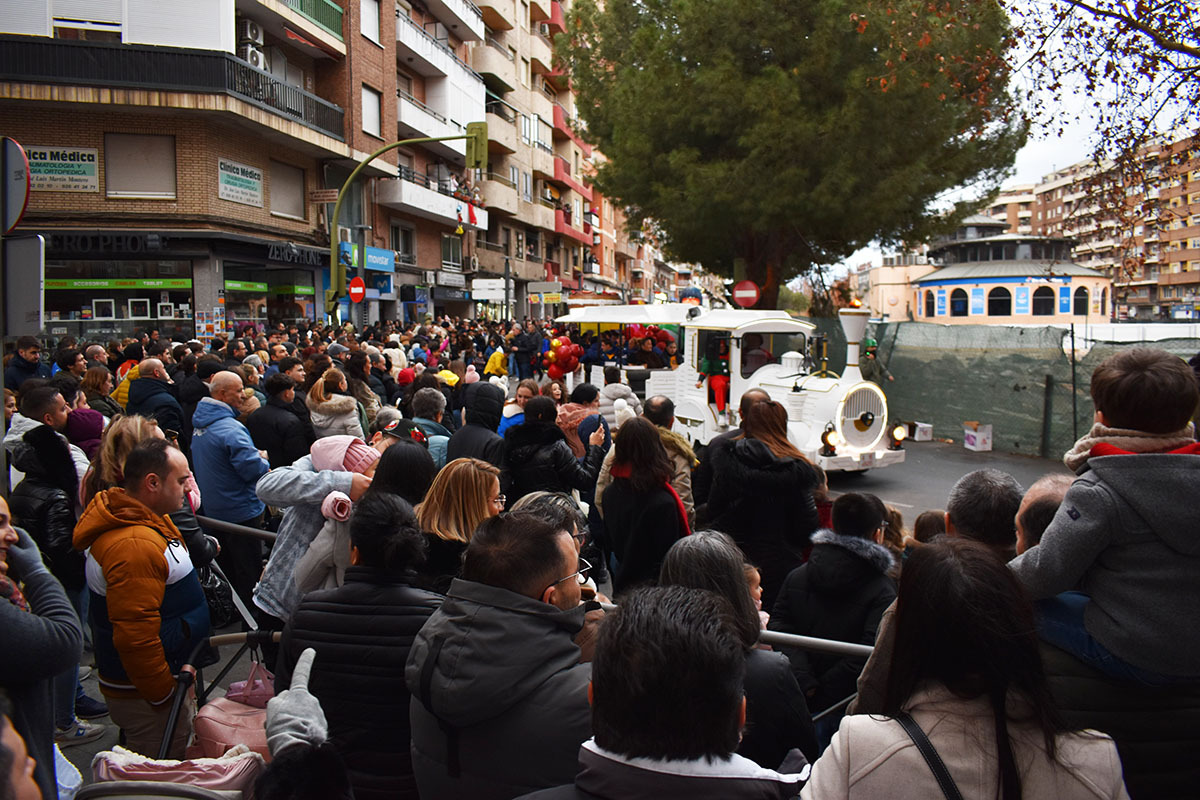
[196, 515, 278, 544]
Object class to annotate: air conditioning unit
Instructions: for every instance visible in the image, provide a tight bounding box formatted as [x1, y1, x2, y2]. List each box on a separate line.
[238, 19, 264, 45]
[238, 44, 266, 69]
[539, 23, 551, 36]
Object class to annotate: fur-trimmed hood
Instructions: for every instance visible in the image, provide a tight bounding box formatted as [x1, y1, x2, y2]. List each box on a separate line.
[808, 529, 895, 591]
[305, 392, 359, 416]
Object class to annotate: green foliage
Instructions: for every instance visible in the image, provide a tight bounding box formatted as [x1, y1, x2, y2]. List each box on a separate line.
[776, 283, 810, 315]
[562, 0, 1026, 305]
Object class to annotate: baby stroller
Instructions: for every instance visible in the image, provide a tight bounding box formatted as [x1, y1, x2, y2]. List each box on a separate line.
[81, 631, 280, 800]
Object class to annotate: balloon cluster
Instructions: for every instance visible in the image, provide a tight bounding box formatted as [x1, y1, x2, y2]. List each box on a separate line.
[543, 336, 584, 380]
[624, 324, 674, 346]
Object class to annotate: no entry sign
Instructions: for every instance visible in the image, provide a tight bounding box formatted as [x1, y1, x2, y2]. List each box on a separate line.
[348, 276, 366, 303]
[732, 280, 760, 308]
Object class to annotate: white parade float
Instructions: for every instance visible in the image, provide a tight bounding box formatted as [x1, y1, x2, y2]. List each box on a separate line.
[557, 304, 907, 472]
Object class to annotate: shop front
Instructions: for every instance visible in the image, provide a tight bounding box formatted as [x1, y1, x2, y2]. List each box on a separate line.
[432, 270, 472, 318]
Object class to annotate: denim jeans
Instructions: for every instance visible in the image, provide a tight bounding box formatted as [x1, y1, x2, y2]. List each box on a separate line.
[1036, 591, 1183, 686]
[53, 585, 89, 727]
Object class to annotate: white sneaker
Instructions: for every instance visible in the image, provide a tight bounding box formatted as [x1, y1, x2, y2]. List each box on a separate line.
[55, 719, 105, 748]
[718, 411, 729, 428]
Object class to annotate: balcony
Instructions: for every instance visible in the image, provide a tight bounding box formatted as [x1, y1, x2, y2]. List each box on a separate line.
[556, 208, 591, 245]
[378, 167, 489, 229]
[475, 242, 509, 275]
[532, 141, 554, 180]
[484, 107, 518, 152]
[545, 0, 566, 34]
[0, 37, 344, 140]
[423, 0, 485, 42]
[474, 35, 517, 92]
[531, 197, 556, 231]
[480, 172, 518, 215]
[396, 13, 480, 78]
[1159, 271, 1200, 286]
[530, 30, 552, 75]
[397, 92, 466, 160]
[551, 156, 592, 200]
[544, 63, 569, 91]
[249, 0, 346, 57]
[477, 0, 514, 30]
[530, 0, 550, 21]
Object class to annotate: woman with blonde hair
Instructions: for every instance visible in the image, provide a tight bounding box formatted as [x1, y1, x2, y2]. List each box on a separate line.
[413, 457, 502, 593]
[81, 415, 217, 569]
[705, 399, 822, 609]
[307, 367, 365, 439]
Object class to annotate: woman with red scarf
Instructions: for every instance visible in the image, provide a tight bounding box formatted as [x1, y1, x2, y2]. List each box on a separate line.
[600, 418, 689, 594]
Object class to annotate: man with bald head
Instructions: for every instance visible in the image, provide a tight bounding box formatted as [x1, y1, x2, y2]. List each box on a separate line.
[126, 358, 184, 440]
[192, 370, 271, 608]
[1015, 473, 1074, 556]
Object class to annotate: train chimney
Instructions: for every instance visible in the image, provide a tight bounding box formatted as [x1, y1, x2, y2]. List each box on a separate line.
[839, 308, 870, 382]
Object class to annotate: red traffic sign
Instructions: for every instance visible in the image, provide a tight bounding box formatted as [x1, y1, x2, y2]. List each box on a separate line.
[732, 280, 760, 308]
[3, 137, 30, 235]
[348, 276, 366, 303]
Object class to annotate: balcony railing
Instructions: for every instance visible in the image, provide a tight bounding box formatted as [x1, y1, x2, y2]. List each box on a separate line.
[479, 238, 508, 253]
[486, 100, 516, 122]
[0, 37, 344, 140]
[399, 13, 484, 78]
[484, 34, 514, 60]
[283, 0, 344, 39]
[535, 139, 553, 153]
[486, 171, 516, 188]
[398, 90, 448, 124]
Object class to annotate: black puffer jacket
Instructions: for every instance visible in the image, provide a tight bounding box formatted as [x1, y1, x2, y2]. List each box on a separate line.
[768, 530, 896, 713]
[741, 648, 819, 769]
[705, 438, 821, 608]
[501, 422, 603, 505]
[447, 383, 505, 468]
[177, 373, 209, 458]
[9, 425, 83, 588]
[246, 395, 314, 469]
[277, 566, 442, 800]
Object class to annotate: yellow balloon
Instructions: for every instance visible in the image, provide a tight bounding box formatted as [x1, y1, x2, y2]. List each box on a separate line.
[550, 337, 562, 350]
[546, 350, 558, 363]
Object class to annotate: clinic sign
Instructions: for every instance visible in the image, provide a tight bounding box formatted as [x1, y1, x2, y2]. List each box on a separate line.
[26, 146, 99, 192]
[218, 158, 263, 207]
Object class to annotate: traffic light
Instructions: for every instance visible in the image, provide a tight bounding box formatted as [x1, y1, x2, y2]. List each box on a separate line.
[465, 121, 488, 171]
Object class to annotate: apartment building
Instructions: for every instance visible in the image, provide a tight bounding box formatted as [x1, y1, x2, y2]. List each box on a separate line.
[0, 0, 492, 338]
[987, 130, 1200, 320]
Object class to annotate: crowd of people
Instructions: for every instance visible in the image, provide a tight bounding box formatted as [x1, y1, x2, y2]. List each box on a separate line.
[0, 317, 1196, 799]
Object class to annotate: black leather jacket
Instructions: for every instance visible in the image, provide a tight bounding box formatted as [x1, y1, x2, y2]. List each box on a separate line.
[501, 422, 603, 505]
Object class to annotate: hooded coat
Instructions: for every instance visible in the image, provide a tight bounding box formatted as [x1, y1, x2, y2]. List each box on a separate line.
[126, 376, 184, 438]
[1009, 448, 1200, 678]
[306, 392, 364, 440]
[768, 530, 896, 712]
[278, 566, 443, 800]
[246, 394, 314, 469]
[405, 579, 594, 800]
[501, 422, 604, 504]
[596, 382, 642, 428]
[447, 383, 505, 468]
[74, 489, 210, 704]
[705, 438, 821, 608]
[9, 424, 84, 588]
[190, 397, 269, 522]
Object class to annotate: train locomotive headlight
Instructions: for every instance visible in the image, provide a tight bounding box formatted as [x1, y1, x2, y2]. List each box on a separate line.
[888, 423, 908, 450]
[820, 423, 843, 457]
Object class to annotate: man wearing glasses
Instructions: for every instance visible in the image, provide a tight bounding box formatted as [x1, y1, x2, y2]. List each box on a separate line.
[406, 512, 601, 800]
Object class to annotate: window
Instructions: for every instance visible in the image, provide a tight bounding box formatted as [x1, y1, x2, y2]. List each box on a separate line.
[509, 164, 519, 187]
[522, 171, 532, 202]
[362, 85, 382, 137]
[1032, 286, 1055, 316]
[104, 134, 176, 198]
[1101, 287, 1107, 316]
[521, 114, 532, 145]
[521, 57, 530, 86]
[950, 288, 968, 317]
[1073, 286, 1089, 315]
[391, 222, 416, 265]
[361, 0, 380, 43]
[396, 71, 413, 96]
[441, 233, 463, 269]
[987, 287, 1011, 316]
[520, 0, 529, 28]
[269, 161, 305, 220]
[924, 290, 935, 317]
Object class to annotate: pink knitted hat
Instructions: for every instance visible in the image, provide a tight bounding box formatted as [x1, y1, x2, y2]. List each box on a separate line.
[310, 435, 380, 474]
[464, 364, 480, 384]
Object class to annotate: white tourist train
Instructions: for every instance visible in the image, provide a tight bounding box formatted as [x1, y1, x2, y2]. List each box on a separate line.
[556, 304, 906, 472]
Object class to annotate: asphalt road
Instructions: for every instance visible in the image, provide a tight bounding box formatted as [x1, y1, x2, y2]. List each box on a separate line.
[826, 438, 1073, 521]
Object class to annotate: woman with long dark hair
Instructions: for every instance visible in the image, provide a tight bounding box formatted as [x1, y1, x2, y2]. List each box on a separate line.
[600, 417, 688, 592]
[705, 400, 820, 609]
[660, 531, 818, 769]
[278, 492, 442, 800]
[802, 538, 1127, 799]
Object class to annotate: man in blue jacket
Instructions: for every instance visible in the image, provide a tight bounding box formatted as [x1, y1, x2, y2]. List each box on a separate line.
[191, 370, 270, 610]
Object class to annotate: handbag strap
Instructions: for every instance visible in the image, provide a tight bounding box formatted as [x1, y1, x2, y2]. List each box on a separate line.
[894, 712, 964, 800]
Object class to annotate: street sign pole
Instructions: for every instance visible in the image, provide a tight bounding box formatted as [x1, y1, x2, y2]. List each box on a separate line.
[1, 137, 31, 498]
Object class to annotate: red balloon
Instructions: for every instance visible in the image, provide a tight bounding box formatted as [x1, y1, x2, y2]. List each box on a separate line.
[558, 335, 571, 346]
[548, 364, 565, 380]
[571, 344, 584, 358]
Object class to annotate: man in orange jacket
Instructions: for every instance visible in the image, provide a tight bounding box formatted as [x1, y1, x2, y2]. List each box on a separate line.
[74, 438, 210, 758]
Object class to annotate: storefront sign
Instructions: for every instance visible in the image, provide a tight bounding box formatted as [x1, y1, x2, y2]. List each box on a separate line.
[364, 246, 395, 272]
[272, 284, 316, 295]
[1014, 286, 1030, 315]
[543, 292, 562, 303]
[437, 270, 466, 288]
[935, 290, 946, 316]
[432, 287, 470, 301]
[48, 233, 168, 254]
[267, 242, 324, 266]
[1058, 286, 1072, 314]
[224, 280, 268, 292]
[45, 278, 192, 290]
[370, 273, 394, 294]
[26, 146, 99, 192]
[218, 158, 264, 207]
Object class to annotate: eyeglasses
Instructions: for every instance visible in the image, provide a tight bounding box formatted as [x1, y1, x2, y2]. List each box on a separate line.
[570, 530, 588, 546]
[491, 493, 507, 507]
[551, 557, 592, 588]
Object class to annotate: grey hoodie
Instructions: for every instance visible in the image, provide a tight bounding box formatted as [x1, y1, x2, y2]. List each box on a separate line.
[405, 579, 593, 800]
[597, 383, 642, 428]
[1009, 450, 1200, 677]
